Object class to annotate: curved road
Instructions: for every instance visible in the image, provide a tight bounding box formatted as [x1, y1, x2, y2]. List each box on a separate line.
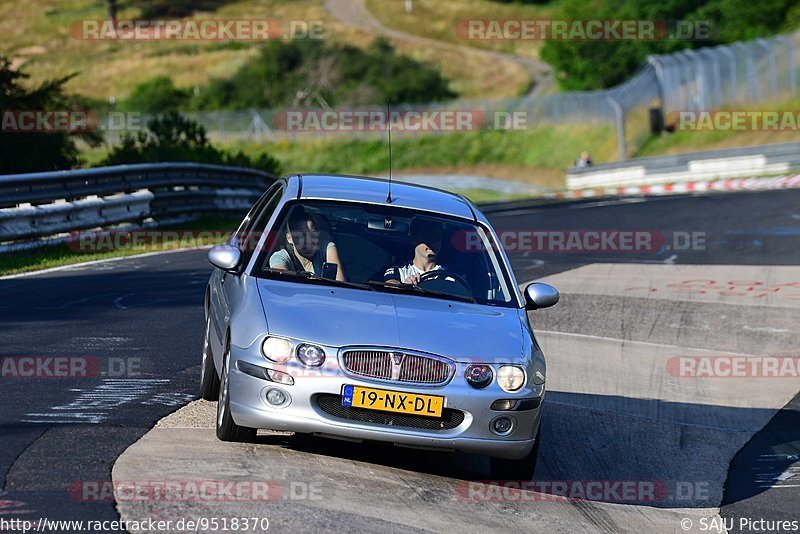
[1, 190, 799, 532]
[325, 0, 554, 98]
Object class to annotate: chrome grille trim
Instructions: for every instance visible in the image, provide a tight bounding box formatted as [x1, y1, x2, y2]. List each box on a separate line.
[339, 348, 455, 386]
[398, 354, 451, 384]
[342, 350, 392, 380]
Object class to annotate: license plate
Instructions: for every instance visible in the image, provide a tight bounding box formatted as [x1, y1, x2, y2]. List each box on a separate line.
[342, 385, 444, 418]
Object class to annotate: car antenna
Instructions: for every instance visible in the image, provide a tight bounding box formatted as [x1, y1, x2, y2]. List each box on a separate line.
[386, 99, 393, 203]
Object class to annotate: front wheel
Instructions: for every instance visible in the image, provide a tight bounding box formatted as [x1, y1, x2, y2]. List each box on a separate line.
[216, 344, 257, 442]
[489, 425, 540, 480]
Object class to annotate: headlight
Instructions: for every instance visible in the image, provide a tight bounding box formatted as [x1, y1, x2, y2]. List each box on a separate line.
[262, 337, 293, 363]
[497, 365, 525, 392]
[465, 365, 493, 389]
[296, 343, 326, 367]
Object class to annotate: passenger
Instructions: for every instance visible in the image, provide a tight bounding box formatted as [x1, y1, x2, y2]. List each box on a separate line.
[269, 207, 347, 281]
[384, 219, 447, 285]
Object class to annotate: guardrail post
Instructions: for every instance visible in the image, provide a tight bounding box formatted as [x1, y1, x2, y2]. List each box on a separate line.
[756, 38, 779, 100]
[716, 46, 736, 104]
[778, 35, 797, 96]
[606, 96, 626, 161]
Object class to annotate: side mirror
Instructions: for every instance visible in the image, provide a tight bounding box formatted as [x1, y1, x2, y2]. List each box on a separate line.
[208, 245, 242, 272]
[524, 282, 559, 310]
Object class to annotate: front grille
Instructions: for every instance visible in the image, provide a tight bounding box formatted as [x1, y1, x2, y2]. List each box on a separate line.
[315, 394, 464, 431]
[398, 354, 452, 385]
[342, 350, 392, 380]
[341, 349, 454, 385]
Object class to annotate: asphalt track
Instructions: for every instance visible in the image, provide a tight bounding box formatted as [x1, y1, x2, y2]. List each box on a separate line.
[1, 189, 799, 533]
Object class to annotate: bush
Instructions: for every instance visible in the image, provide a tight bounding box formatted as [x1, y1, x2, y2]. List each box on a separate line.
[188, 37, 455, 110]
[101, 112, 281, 174]
[138, 0, 234, 19]
[123, 76, 189, 114]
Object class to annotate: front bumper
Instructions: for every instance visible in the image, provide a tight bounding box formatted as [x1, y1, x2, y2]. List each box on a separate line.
[227, 343, 544, 460]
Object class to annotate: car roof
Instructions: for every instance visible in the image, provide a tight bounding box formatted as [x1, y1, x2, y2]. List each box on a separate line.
[289, 174, 477, 221]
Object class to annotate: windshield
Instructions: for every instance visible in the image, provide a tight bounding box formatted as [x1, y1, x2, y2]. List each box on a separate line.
[252, 201, 517, 307]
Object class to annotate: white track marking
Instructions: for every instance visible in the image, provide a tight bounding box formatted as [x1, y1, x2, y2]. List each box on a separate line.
[535, 330, 761, 357]
[535, 263, 800, 308]
[0, 246, 212, 280]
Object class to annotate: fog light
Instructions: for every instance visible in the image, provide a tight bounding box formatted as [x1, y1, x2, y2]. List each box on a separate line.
[465, 365, 493, 389]
[266, 388, 289, 406]
[491, 399, 518, 411]
[266, 368, 294, 385]
[491, 416, 514, 435]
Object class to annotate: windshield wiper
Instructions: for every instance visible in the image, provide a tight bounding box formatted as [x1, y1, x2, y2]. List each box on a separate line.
[262, 269, 370, 290]
[366, 280, 475, 303]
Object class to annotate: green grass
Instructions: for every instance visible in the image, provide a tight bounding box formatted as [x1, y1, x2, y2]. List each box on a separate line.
[450, 189, 532, 204]
[635, 97, 800, 157]
[365, 0, 556, 59]
[223, 123, 618, 189]
[0, 216, 240, 276]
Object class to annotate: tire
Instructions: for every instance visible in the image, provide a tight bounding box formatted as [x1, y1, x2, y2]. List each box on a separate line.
[216, 342, 257, 443]
[489, 424, 541, 481]
[199, 316, 220, 401]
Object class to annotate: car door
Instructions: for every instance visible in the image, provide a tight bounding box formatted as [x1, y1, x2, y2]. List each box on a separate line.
[211, 183, 284, 368]
[208, 184, 279, 358]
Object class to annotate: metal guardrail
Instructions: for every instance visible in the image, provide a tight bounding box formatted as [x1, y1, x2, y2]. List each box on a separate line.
[0, 163, 276, 245]
[566, 142, 800, 189]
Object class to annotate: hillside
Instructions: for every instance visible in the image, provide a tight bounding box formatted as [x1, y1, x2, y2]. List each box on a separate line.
[0, 0, 529, 102]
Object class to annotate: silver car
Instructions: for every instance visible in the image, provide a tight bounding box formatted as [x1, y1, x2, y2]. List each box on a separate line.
[201, 174, 558, 478]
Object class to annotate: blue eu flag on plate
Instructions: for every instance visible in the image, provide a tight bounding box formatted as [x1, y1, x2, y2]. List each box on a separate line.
[342, 384, 354, 407]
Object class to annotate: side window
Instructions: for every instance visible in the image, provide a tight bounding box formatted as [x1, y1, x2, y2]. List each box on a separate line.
[239, 185, 283, 267]
[234, 182, 280, 247]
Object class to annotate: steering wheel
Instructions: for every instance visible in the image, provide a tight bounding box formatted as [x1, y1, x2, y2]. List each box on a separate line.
[417, 270, 474, 298]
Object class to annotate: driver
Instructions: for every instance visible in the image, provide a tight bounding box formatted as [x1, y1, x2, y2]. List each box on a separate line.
[384, 218, 447, 285]
[269, 207, 347, 281]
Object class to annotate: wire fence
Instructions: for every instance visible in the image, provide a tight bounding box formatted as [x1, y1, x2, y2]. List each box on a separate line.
[650, 34, 799, 115]
[105, 32, 799, 161]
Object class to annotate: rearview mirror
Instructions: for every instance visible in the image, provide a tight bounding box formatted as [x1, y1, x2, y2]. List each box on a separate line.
[208, 245, 242, 272]
[524, 282, 559, 310]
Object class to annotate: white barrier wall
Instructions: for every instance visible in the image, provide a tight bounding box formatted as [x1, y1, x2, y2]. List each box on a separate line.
[567, 142, 800, 190]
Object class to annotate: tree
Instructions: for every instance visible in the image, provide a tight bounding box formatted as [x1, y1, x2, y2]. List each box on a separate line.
[107, 0, 117, 24]
[0, 57, 102, 173]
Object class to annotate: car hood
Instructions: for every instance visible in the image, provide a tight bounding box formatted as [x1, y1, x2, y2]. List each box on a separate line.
[256, 279, 525, 362]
